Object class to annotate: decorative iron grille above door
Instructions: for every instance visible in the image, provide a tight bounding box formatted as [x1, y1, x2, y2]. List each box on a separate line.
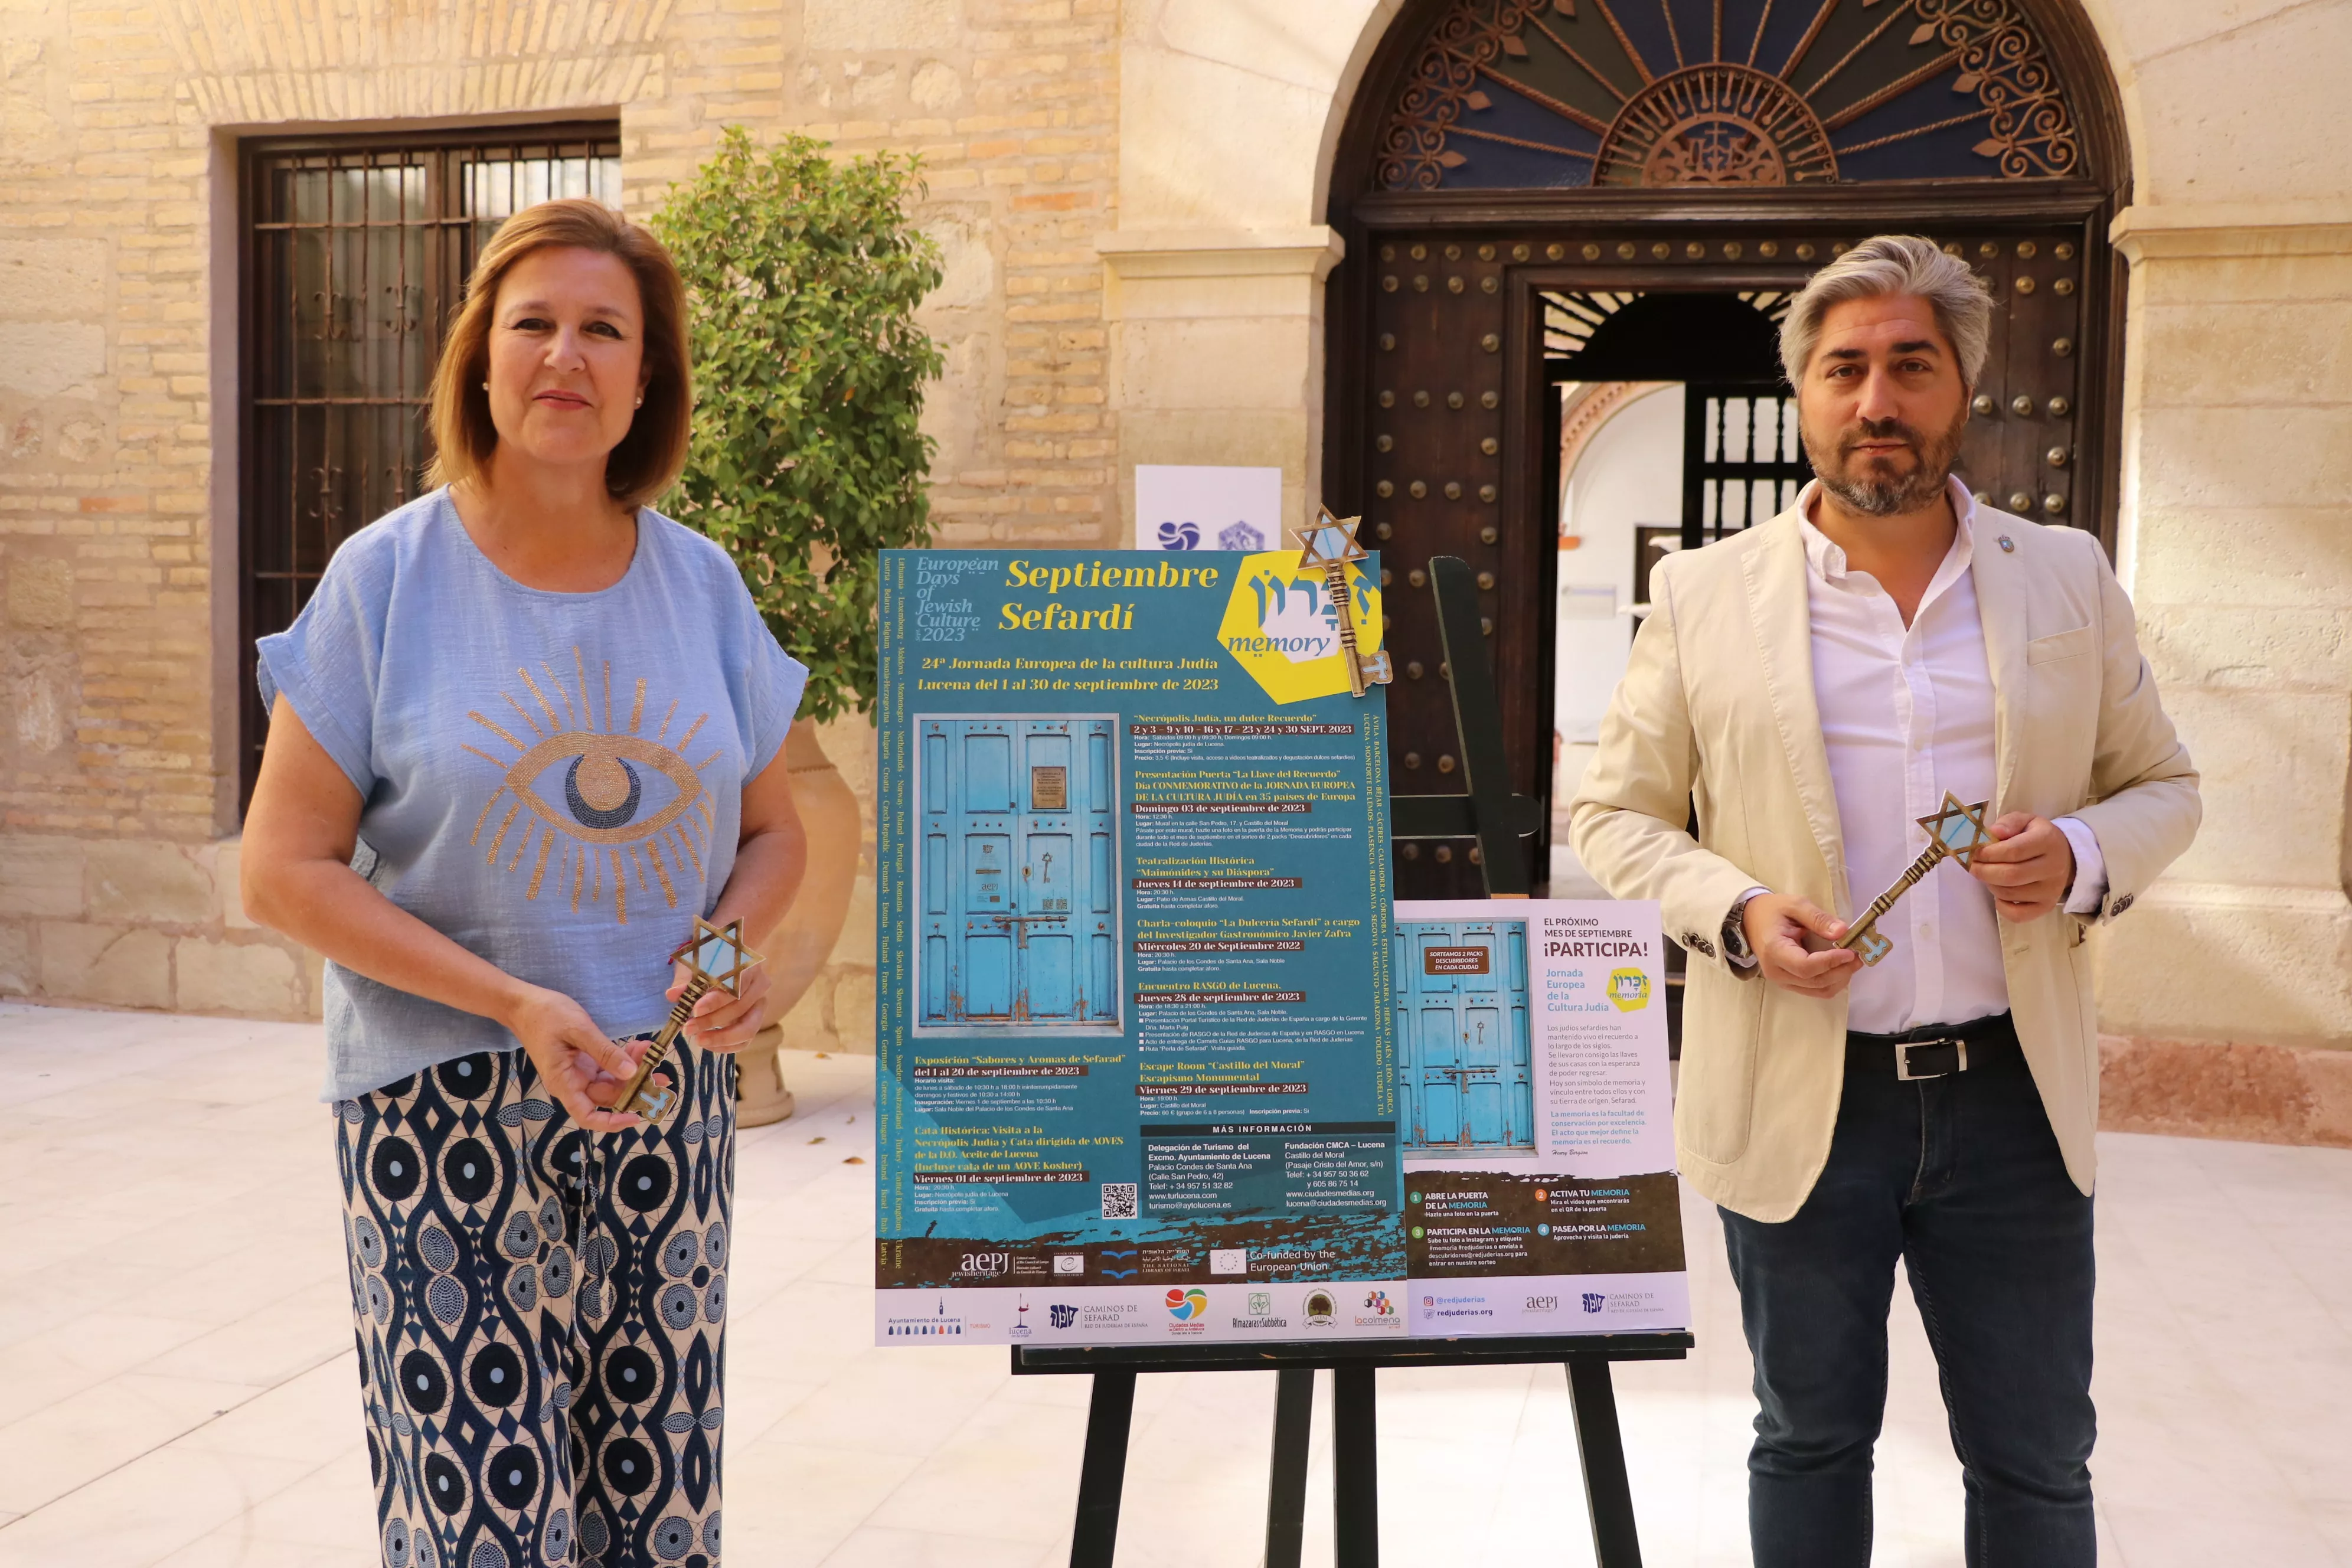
[1377, 0, 2092, 190]
[238, 123, 622, 809]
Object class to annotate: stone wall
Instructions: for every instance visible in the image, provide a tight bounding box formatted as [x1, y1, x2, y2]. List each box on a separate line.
[0, 198, 216, 840]
[2071, 0, 2352, 1148]
[628, 0, 1124, 550]
[2090, 206, 2352, 1139]
[0, 0, 1122, 1041]
[0, 834, 319, 1017]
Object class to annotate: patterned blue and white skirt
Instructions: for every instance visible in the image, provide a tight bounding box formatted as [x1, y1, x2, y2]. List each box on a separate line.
[335, 1040, 734, 1568]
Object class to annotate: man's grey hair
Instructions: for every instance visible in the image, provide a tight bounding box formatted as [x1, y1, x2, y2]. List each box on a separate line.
[1779, 234, 1994, 390]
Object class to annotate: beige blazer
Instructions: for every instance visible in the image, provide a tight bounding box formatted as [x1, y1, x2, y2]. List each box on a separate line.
[1569, 503, 2200, 1222]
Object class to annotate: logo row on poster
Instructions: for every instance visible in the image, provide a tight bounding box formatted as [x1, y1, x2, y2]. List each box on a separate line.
[876, 1275, 1691, 1345]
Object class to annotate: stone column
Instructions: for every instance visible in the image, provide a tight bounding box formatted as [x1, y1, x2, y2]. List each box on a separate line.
[1097, 228, 1348, 539]
[2096, 202, 2352, 1144]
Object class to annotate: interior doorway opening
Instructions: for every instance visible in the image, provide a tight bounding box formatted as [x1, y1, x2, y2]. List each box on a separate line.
[1541, 289, 1809, 881]
[1549, 379, 1677, 898]
[1538, 290, 1817, 1044]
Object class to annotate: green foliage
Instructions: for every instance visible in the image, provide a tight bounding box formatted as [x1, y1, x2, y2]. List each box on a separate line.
[652, 126, 945, 722]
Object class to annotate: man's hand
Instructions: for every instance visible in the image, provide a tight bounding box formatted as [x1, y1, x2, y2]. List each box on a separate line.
[1741, 893, 1863, 998]
[1969, 812, 2075, 921]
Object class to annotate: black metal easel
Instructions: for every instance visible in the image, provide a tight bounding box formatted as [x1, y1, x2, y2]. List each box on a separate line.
[1011, 557, 1691, 1567]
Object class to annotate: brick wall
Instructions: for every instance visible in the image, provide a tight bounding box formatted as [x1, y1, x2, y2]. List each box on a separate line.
[0, 50, 217, 845]
[759, 0, 1122, 548]
[0, 0, 1123, 1038]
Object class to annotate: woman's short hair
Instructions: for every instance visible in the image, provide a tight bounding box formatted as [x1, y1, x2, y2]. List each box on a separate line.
[425, 197, 692, 508]
[1778, 234, 1994, 390]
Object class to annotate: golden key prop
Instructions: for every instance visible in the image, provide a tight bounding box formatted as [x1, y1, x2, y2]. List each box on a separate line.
[615, 916, 763, 1121]
[1293, 508, 1393, 697]
[1837, 793, 1996, 966]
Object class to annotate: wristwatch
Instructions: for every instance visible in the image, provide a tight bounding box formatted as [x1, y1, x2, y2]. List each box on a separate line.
[1722, 891, 1763, 965]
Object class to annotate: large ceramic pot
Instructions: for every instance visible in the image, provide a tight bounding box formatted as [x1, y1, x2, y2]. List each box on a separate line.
[736, 722, 862, 1126]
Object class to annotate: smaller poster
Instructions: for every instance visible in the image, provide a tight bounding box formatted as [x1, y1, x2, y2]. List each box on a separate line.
[1394, 898, 1688, 1337]
[1134, 464, 1283, 552]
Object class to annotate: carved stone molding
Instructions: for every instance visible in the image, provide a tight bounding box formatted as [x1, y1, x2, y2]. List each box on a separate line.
[156, 0, 668, 124]
[2112, 202, 2352, 263]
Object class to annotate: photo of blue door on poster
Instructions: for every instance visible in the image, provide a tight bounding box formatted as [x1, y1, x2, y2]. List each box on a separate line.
[1397, 919, 1536, 1155]
[916, 716, 1120, 1032]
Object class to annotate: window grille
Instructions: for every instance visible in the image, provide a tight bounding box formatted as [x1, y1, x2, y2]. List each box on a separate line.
[1680, 384, 1813, 548]
[239, 124, 622, 810]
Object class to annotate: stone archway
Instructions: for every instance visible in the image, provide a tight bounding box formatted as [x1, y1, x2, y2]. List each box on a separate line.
[1315, 0, 2130, 894]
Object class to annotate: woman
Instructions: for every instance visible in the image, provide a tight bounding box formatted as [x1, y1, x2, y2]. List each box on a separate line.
[242, 197, 808, 1568]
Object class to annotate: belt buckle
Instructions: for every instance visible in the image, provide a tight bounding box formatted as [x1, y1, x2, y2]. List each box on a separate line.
[1896, 1037, 1968, 1081]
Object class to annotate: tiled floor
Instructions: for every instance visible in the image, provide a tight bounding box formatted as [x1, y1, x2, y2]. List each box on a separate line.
[1, 1001, 2346, 1566]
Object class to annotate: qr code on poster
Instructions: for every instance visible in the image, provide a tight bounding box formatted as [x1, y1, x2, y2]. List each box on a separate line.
[1100, 1183, 1138, 1220]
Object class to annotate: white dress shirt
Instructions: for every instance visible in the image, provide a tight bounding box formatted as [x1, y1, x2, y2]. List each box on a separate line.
[1736, 479, 2105, 1033]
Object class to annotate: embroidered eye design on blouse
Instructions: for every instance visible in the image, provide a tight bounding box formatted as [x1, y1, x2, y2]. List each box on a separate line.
[463, 649, 720, 925]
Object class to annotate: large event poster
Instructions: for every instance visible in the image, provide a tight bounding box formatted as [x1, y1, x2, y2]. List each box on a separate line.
[1395, 900, 1688, 1336]
[873, 548, 1406, 1344]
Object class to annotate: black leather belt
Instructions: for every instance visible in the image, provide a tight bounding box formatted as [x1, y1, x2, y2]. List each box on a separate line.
[1845, 1012, 2016, 1081]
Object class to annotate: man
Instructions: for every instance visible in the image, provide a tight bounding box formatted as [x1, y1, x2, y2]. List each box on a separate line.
[1571, 234, 2199, 1566]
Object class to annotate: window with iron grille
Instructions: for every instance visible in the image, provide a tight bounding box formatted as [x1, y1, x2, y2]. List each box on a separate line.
[237, 123, 622, 811]
[1680, 384, 1815, 546]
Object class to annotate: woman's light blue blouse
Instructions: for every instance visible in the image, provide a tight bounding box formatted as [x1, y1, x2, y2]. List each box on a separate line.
[257, 489, 808, 1099]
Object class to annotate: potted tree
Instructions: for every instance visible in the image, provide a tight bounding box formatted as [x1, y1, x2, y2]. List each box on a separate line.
[654, 128, 944, 1122]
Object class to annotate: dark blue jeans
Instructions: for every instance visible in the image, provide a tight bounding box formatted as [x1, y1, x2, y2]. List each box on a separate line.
[1719, 1018, 2096, 1567]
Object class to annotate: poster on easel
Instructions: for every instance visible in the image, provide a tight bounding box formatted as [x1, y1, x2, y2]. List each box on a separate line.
[873, 545, 1406, 1345]
[1394, 898, 1688, 1336]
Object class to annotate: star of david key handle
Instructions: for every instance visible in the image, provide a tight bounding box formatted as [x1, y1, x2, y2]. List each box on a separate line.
[1294, 507, 1393, 697]
[614, 916, 763, 1121]
[1837, 793, 1996, 965]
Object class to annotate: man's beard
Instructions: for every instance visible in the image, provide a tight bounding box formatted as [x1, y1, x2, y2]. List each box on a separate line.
[1803, 410, 1967, 517]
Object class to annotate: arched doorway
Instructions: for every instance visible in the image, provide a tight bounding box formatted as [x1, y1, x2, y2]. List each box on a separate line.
[1324, 0, 2129, 897]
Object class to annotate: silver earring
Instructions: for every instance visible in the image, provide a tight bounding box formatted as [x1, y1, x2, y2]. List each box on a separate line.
[634, 394, 643, 409]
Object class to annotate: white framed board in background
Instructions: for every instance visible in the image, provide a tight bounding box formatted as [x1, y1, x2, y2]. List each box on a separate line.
[1134, 464, 1282, 552]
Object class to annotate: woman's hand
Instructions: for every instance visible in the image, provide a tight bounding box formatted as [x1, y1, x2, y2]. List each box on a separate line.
[244, 698, 670, 1128]
[504, 984, 666, 1132]
[667, 745, 805, 1056]
[667, 961, 772, 1054]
